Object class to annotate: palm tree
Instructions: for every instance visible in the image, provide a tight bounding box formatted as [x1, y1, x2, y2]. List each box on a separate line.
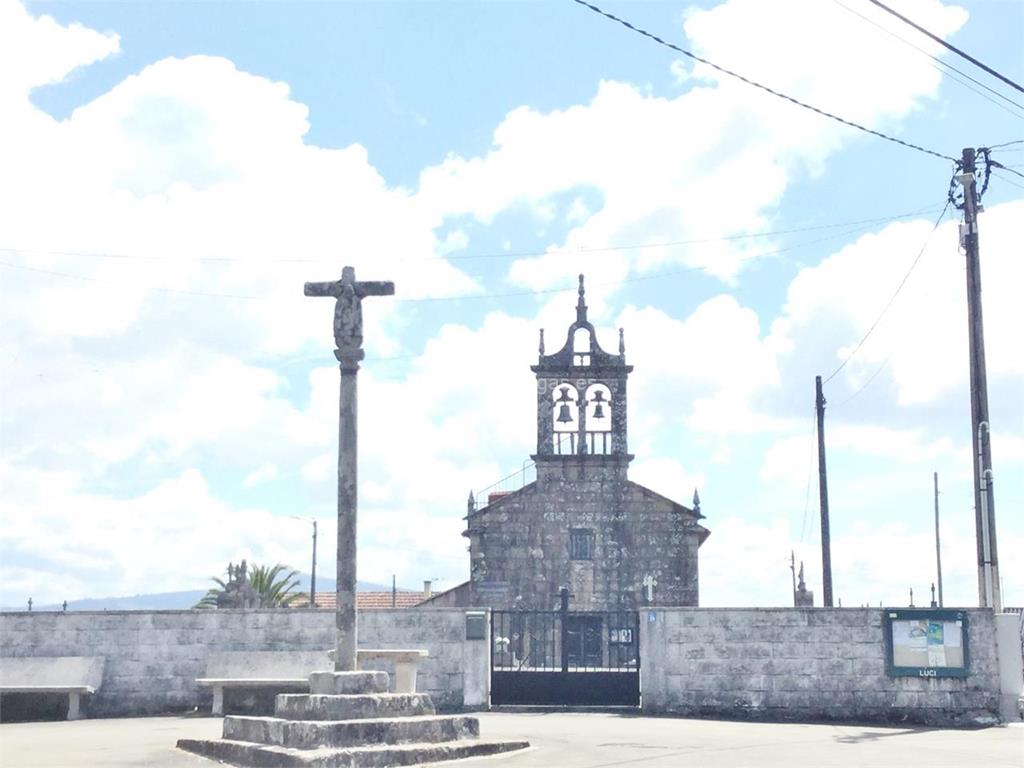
[194, 563, 306, 609]
[250, 564, 306, 607]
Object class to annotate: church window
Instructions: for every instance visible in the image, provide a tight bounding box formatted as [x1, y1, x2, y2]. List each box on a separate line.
[569, 529, 595, 560]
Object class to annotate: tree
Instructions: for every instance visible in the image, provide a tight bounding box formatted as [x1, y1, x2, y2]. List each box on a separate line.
[194, 562, 306, 609]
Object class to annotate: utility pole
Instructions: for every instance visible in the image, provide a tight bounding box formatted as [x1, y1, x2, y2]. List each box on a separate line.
[815, 375, 834, 607]
[789, 550, 797, 604]
[310, 519, 317, 609]
[958, 147, 1000, 612]
[933, 472, 943, 607]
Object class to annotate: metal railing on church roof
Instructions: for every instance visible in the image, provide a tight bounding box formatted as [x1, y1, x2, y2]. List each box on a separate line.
[471, 461, 537, 512]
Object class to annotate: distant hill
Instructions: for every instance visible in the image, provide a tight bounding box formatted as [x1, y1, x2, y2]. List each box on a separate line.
[3, 576, 418, 612]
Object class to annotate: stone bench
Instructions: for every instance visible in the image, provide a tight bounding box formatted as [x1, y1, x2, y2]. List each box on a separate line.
[197, 650, 331, 716]
[0, 656, 105, 720]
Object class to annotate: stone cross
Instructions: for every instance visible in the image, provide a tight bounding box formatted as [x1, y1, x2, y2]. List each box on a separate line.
[642, 574, 657, 603]
[305, 266, 394, 671]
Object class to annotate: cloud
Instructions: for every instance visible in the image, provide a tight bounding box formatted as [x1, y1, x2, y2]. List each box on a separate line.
[767, 201, 1024, 407]
[0, 463, 325, 604]
[414, 0, 966, 296]
[0, 0, 120, 99]
[1, 0, 1019, 612]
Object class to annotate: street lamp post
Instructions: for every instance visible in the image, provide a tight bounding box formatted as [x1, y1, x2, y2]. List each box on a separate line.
[290, 517, 318, 608]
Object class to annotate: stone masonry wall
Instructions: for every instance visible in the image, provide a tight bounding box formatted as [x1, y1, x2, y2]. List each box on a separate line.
[0, 608, 475, 718]
[640, 608, 1001, 726]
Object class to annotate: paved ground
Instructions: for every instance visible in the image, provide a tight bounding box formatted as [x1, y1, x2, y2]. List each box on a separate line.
[0, 712, 1020, 768]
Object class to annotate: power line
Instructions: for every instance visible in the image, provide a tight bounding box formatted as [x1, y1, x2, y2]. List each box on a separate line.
[865, 0, 1024, 96]
[833, 359, 889, 408]
[990, 169, 1024, 193]
[822, 200, 951, 384]
[989, 160, 1024, 182]
[831, 0, 1024, 117]
[987, 139, 1024, 150]
[571, 0, 955, 162]
[0, 212, 930, 304]
[0, 205, 944, 266]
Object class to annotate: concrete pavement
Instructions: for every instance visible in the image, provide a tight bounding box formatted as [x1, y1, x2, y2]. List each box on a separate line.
[0, 712, 1020, 768]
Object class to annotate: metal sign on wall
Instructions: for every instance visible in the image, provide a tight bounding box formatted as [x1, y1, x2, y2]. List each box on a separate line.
[883, 608, 970, 678]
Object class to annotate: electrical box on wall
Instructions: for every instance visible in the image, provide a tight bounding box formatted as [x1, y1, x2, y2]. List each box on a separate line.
[465, 611, 487, 640]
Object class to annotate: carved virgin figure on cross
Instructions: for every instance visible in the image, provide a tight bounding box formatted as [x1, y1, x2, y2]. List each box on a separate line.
[304, 266, 394, 361]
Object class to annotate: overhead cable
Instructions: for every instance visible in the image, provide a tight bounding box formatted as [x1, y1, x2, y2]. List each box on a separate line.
[989, 160, 1024, 182]
[865, 0, 1024, 95]
[833, 359, 889, 408]
[0, 205, 943, 266]
[0, 225, 871, 304]
[831, 0, 1024, 117]
[570, 0, 955, 162]
[822, 200, 951, 384]
[990, 169, 1024, 193]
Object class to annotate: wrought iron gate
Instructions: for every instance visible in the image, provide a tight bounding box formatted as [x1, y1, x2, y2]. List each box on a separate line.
[490, 591, 640, 706]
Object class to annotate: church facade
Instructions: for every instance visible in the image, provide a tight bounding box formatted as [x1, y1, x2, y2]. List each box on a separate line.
[462, 276, 709, 611]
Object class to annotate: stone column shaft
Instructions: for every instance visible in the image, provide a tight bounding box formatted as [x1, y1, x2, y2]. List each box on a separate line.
[336, 359, 359, 671]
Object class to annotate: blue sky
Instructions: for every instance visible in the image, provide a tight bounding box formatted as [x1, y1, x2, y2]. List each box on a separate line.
[1, 0, 1021, 609]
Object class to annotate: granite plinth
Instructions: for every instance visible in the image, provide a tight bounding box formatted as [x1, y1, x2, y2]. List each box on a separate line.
[177, 669, 530, 767]
[176, 737, 531, 768]
[223, 714, 477, 749]
[309, 672, 389, 695]
[276, 693, 434, 721]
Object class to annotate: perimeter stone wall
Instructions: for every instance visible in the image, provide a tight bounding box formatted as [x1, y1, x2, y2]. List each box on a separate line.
[640, 607, 1001, 726]
[2, 606, 1009, 725]
[0, 608, 479, 718]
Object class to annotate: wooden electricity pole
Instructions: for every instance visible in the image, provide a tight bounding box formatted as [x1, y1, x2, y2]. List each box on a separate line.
[933, 471, 943, 607]
[958, 148, 1000, 612]
[815, 375, 834, 607]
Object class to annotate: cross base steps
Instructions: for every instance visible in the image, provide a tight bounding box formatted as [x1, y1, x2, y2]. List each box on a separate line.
[223, 714, 479, 749]
[177, 737, 531, 768]
[310, 672, 388, 695]
[177, 669, 530, 767]
[275, 693, 435, 721]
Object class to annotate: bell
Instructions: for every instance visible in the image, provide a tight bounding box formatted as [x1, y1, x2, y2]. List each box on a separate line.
[593, 403, 605, 419]
[557, 403, 573, 423]
[590, 390, 607, 419]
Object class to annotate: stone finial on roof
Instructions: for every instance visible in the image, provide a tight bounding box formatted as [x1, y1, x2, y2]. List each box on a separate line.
[539, 329, 545, 356]
[794, 561, 814, 606]
[619, 328, 625, 356]
[576, 274, 587, 323]
[692, 488, 701, 514]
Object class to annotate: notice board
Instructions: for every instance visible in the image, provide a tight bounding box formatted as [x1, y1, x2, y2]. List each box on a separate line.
[883, 608, 969, 678]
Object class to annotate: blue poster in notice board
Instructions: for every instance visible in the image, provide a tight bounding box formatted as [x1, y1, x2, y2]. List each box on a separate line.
[883, 608, 969, 678]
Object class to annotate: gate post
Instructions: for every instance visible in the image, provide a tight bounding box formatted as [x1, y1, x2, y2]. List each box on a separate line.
[560, 587, 570, 673]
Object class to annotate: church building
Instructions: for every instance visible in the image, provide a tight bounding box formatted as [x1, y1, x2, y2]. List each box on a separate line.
[459, 276, 710, 611]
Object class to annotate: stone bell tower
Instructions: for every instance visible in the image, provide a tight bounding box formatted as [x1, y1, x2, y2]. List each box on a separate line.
[463, 274, 708, 611]
[532, 275, 632, 479]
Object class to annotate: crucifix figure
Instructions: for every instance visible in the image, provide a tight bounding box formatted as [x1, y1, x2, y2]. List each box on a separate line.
[305, 266, 394, 671]
[642, 574, 657, 604]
